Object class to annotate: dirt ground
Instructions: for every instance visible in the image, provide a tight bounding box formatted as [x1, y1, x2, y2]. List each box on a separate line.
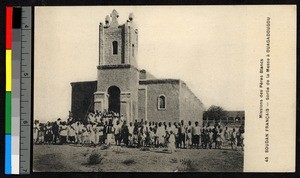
[33, 144, 243, 172]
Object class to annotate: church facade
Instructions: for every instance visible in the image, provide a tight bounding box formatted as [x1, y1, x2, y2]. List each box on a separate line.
[71, 10, 205, 123]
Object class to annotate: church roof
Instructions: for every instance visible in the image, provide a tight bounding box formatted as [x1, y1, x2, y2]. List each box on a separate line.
[70, 80, 97, 86]
[97, 64, 139, 71]
[139, 79, 180, 85]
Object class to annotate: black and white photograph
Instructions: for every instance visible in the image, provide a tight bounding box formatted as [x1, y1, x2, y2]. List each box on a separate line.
[32, 6, 295, 172]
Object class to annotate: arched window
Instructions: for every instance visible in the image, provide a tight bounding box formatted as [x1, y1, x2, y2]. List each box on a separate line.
[132, 44, 135, 57]
[158, 95, 166, 109]
[112, 41, 118, 55]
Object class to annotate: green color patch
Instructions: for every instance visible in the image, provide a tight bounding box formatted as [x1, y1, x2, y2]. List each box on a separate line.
[5, 92, 11, 134]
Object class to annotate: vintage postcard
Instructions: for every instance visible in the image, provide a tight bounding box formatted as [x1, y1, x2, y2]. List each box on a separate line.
[32, 6, 296, 172]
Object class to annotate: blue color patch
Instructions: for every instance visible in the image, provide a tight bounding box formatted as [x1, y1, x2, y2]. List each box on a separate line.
[5, 134, 11, 174]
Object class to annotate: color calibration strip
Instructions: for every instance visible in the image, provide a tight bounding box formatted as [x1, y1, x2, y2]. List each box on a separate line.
[5, 6, 13, 175]
[6, 6, 31, 174]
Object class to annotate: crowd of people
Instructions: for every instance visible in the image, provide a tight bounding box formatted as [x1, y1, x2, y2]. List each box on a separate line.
[33, 110, 245, 152]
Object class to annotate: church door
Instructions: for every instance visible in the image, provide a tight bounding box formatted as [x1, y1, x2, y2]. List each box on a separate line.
[108, 86, 121, 114]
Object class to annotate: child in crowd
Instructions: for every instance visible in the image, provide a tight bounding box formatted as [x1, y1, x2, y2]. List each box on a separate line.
[106, 124, 115, 145]
[230, 128, 237, 150]
[44, 122, 53, 145]
[68, 125, 76, 144]
[138, 126, 146, 147]
[216, 129, 223, 149]
[94, 124, 100, 146]
[33, 120, 39, 144]
[168, 130, 176, 153]
[208, 129, 214, 149]
[59, 122, 68, 144]
[82, 128, 89, 146]
[156, 122, 165, 147]
[132, 123, 139, 147]
[88, 123, 96, 146]
[148, 127, 155, 146]
[97, 123, 104, 145]
[239, 130, 244, 151]
[38, 123, 45, 144]
[128, 122, 134, 146]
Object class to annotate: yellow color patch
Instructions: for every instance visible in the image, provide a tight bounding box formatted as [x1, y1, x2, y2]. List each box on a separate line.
[6, 50, 12, 91]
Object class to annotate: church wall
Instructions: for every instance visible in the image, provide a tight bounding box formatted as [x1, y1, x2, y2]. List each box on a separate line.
[97, 66, 139, 92]
[70, 81, 97, 122]
[125, 23, 138, 67]
[100, 22, 138, 67]
[138, 88, 146, 120]
[103, 27, 124, 65]
[179, 81, 205, 125]
[96, 66, 139, 120]
[140, 80, 180, 123]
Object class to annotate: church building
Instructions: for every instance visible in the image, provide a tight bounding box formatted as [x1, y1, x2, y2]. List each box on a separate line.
[70, 10, 206, 123]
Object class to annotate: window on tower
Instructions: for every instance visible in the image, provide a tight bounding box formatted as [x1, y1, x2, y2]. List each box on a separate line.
[158, 95, 166, 110]
[112, 41, 118, 55]
[132, 44, 135, 57]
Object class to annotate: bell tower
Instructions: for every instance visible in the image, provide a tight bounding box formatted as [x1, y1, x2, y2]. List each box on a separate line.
[99, 9, 138, 67]
[95, 10, 140, 122]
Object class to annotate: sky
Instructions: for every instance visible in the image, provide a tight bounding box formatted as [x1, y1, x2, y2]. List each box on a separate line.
[34, 6, 246, 122]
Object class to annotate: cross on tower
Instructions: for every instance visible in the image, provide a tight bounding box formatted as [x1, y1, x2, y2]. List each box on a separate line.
[110, 9, 119, 27]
